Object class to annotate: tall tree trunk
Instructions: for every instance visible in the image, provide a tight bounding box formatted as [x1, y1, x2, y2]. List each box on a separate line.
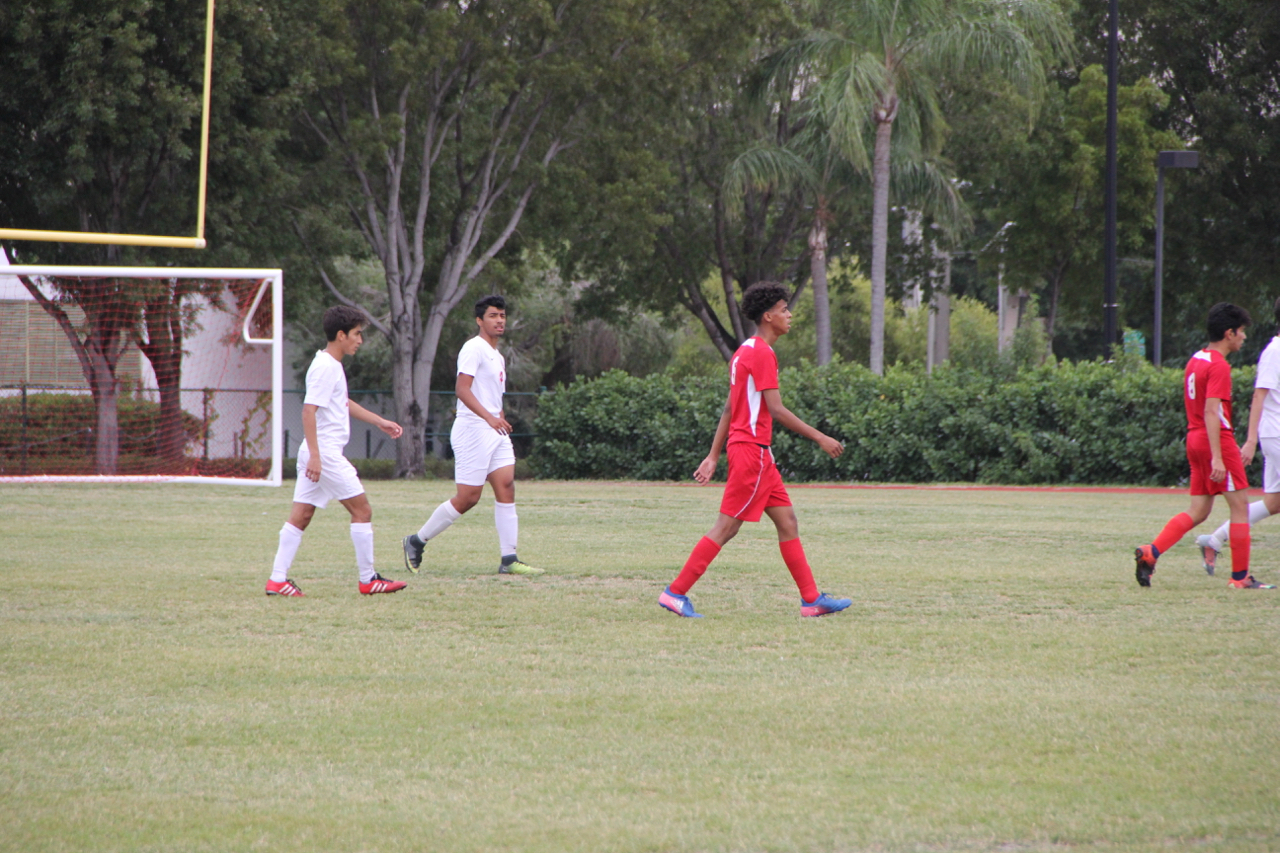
[19, 275, 128, 475]
[92, 369, 120, 475]
[869, 97, 897, 376]
[809, 212, 831, 365]
[138, 288, 187, 464]
[1045, 258, 1070, 350]
[391, 320, 429, 479]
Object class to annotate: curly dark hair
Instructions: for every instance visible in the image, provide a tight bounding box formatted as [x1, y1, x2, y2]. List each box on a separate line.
[322, 305, 368, 341]
[741, 281, 790, 324]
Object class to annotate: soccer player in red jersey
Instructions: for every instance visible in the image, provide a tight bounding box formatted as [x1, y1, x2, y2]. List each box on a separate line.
[659, 282, 852, 617]
[1135, 302, 1273, 589]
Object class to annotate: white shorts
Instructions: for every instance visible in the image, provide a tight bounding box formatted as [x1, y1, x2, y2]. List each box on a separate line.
[1262, 437, 1280, 493]
[451, 417, 515, 486]
[292, 449, 364, 508]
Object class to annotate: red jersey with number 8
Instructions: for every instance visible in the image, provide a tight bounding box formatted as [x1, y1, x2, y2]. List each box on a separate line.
[1184, 348, 1233, 433]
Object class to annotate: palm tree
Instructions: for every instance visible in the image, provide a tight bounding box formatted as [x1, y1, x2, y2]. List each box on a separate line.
[726, 65, 966, 365]
[771, 0, 1071, 373]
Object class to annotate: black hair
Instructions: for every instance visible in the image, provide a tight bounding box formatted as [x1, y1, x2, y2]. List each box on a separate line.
[474, 294, 507, 318]
[1206, 302, 1251, 342]
[742, 281, 790, 324]
[1272, 296, 1280, 328]
[322, 305, 367, 341]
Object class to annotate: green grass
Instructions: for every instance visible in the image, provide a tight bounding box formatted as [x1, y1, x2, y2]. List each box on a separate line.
[2, 481, 1278, 852]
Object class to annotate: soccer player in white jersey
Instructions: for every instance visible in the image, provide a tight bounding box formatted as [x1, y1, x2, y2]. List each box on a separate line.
[265, 306, 407, 597]
[402, 295, 544, 576]
[1197, 296, 1280, 575]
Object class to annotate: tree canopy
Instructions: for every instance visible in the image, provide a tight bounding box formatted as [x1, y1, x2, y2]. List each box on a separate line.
[1, 0, 1276, 417]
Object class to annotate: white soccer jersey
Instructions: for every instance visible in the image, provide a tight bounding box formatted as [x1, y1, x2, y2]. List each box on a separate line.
[1255, 336, 1280, 438]
[455, 336, 505, 422]
[302, 350, 350, 453]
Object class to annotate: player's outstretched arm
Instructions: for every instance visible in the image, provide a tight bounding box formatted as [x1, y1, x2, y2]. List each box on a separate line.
[694, 401, 732, 484]
[348, 399, 403, 438]
[762, 389, 843, 459]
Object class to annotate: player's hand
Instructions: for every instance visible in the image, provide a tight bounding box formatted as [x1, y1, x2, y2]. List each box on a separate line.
[1242, 438, 1257, 466]
[1210, 457, 1226, 482]
[380, 419, 403, 439]
[305, 456, 322, 482]
[817, 434, 844, 459]
[488, 415, 514, 436]
[693, 456, 717, 485]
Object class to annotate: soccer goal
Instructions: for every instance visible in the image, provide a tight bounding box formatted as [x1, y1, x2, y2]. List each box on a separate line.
[0, 265, 283, 486]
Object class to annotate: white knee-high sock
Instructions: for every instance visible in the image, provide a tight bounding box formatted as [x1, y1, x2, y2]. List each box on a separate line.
[418, 499, 462, 542]
[351, 522, 375, 583]
[495, 501, 518, 558]
[271, 523, 304, 582]
[1210, 499, 1273, 549]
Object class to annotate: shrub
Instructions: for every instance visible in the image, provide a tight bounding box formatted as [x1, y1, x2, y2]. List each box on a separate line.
[532, 360, 1260, 486]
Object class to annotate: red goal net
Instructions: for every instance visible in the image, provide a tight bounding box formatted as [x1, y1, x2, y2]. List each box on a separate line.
[0, 265, 282, 485]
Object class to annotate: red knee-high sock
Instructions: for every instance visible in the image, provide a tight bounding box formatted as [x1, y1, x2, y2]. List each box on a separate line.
[1152, 512, 1197, 556]
[670, 537, 720, 595]
[1230, 522, 1250, 581]
[779, 537, 820, 603]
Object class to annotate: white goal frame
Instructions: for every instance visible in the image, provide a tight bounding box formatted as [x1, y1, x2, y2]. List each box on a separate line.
[0, 264, 283, 487]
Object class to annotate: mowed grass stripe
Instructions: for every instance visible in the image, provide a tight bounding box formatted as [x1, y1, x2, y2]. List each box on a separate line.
[1, 481, 1277, 852]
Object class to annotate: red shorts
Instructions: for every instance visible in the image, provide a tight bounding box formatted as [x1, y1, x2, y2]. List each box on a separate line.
[720, 442, 792, 522]
[1186, 429, 1248, 495]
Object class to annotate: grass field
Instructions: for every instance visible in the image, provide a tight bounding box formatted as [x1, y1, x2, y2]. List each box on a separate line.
[2, 480, 1278, 852]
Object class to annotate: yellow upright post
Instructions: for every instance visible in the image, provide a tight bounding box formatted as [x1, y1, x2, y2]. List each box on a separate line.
[0, 0, 217, 251]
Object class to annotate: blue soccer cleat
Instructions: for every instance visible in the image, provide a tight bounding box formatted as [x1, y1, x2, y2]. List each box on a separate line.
[801, 592, 851, 617]
[658, 586, 703, 618]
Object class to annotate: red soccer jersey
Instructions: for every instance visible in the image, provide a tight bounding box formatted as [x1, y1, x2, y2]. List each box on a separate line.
[1184, 348, 1234, 432]
[727, 336, 780, 446]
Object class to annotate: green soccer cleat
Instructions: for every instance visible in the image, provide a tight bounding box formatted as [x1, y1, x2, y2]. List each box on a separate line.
[498, 557, 545, 576]
[403, 534, 424, 573]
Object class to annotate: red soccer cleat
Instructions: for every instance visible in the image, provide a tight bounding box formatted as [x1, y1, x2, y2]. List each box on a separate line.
[1228, 575, 1276, 589]
[359, 573, 407, 595]
[1134, 545, 1158, 588]
[265, 579, 304, 597]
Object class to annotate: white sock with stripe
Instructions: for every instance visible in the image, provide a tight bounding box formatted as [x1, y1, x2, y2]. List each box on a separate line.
[418, 500, 462, 542]
[351, 522, 375, 583]
[495, 501, 518, 559]
[271, 523, 303, 582]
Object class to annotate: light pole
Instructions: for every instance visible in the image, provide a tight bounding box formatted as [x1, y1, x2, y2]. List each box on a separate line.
[1153, 150, 1200, 365]
[1103, 0, 1119, 357]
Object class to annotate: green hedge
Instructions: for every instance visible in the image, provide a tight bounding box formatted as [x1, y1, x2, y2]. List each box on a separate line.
[0, 393, 203, 459]
[531, 360, 1260, 486]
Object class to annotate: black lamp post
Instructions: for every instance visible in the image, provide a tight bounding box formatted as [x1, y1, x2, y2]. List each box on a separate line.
[1103, 0, 1119, 357]
[1153, 150, 1200, 365]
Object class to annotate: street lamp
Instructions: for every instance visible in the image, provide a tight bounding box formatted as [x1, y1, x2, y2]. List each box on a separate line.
[1153, 150, 1200, 365]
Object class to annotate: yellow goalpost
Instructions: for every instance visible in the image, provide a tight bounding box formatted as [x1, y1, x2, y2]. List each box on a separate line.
[0, 0, 217, 250]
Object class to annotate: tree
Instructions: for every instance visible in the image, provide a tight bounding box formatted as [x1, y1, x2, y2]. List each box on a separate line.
[1073, 0, 1280, 360]
[594, 2, 836, 363]
[989, 66, 1180, 351]
[777, 0, 1071, 373]
[728, 64, 967, 365]
[288, 0, 708, 476]
[15, 276, 136, 473]
[0, 0, 308, 469]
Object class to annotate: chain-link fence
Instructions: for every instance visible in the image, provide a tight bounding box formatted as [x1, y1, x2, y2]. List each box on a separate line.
[1, 383, 274, 478]
[281, 389, 542, 461]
